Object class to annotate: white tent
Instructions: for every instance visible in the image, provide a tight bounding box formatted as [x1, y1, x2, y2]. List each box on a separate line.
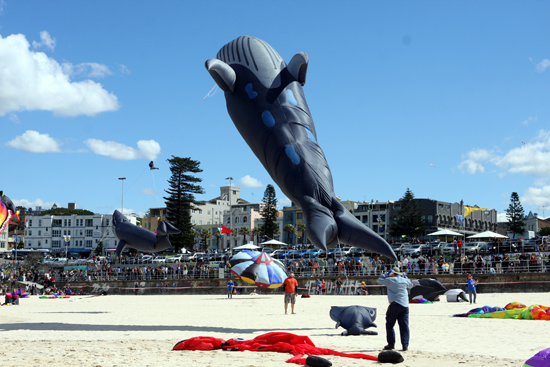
[233, 243, 260, 250]
[428, 229, 463, 237]
[259, 239, 287, 247]
[467, 231, 508, 239]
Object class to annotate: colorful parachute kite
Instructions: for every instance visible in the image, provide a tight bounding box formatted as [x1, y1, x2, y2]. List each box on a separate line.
[0, 191, 19, 235]
[205, 36, 396, 260]
[173, 332, 378, 365]
[454, 302, 550, 320]
[229, 250, 288, 288]
[524, 347, 550, 367]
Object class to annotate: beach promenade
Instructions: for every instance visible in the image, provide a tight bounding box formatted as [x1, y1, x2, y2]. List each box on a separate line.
[0, 293, 547, 366]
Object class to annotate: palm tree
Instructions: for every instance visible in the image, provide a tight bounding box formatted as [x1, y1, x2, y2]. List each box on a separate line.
[284, 224, 296, 246]
[239, 227, 250, 245]
[214, 228, 222, 250]
[199, 229, 213, 251]
[191, 229, 199, 250]
[297, 223, 307, 246]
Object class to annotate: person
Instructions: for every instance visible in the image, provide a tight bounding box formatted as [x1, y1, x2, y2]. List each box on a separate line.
[357, 281, 368, 295]
[336, 278, 343, 295]
[467, 273, 478, 304]
[315, 278, 321, 295]
[321, 279, 327, 294]
[227, 279, 234, 299]
[377, 267, 413, 352]
[283, 272, 299, 315]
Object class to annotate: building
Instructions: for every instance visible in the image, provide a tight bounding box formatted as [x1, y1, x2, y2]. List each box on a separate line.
[24, 205, 137, 256]
[522, 212, 550, 238]
[353, 200, 392, 240]
[0, 225, 9, 252]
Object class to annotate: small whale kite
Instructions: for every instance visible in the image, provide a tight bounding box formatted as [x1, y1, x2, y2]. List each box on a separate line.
[149, 161, 159, 170]
[329, 305, 378, 336]
[112, 210, 180, 256]
[205, 36, 396, 260]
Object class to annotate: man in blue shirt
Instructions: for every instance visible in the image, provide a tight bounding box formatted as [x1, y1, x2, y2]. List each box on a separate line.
[377, 267, 413, 351]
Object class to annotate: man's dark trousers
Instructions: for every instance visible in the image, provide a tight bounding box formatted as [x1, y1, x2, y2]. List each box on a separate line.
[385, 303, 410, 349]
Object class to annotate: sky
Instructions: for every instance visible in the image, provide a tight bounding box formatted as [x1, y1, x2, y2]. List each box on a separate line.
[1, 1, 549, 222]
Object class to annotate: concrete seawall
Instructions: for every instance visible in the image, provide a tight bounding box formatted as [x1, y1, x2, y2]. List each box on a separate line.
[45, 272, 550, 296]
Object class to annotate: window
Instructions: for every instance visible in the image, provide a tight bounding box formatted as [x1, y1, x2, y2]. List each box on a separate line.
[39, 219, 42, 226]
[38, 230, 42, 236]
[86, 229, 93, 237]
[38, 241, 41, 247]
[235, 217, 240, 223]
[46, 228, 49, 232]
[86, 219, 93, 226]
[208, 210, 211, 215]
[192, 219, 196, 224]
[227, 218, 230, 224]
[64, 219, 67, 226]
[106, 219, 109, 226]
[68, 219, 71, 226]
[80, 230, 83, 236]
[106, 229, 109, 235]
[199, 220, 203, 225]
[297, 213, 302, 219]
[362, 216, 368, 224]
[29, 230, 32, 236]
[45, 239, 48, 244]
[243, 216, 248, 223]
[428, 215, 433, 224]
[29, 219, 33, 226]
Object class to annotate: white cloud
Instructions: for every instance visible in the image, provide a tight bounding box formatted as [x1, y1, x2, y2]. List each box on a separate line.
[458, 159, 485, 174]
[6, 130, 62, 153]
[522, 186, 550, 208]
[0, 33, 120, 117]
[238, 175, 264, 188]
[13, 198, 60, 210]
[117, 63, 131, 74]
[536, 59, 550, 72]
[497, 212, 508, 223]
[142, 188, 157, 196]
[459, 130, 550, 177]
[63, 62, 112, 78]
[278, 197, 291, 208]
[84, 139, 161, 160]
[521, 116, 537, 126]
[32, 31, 56, 51]
[9, 113, 20, 123]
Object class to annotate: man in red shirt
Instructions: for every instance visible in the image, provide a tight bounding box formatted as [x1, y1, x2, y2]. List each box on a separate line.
[283, 272, 299, 315]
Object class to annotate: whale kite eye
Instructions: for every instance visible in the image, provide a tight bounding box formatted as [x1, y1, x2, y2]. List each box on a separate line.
[262, 111, 275, 127]
[245, 83, 257, 99]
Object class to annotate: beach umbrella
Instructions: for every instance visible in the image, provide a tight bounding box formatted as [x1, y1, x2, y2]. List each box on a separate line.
[229, 251, 289, 288]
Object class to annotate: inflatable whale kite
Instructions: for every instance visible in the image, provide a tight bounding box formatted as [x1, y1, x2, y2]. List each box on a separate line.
[112, 210, 180, 256]
[206, 36, 396, 260]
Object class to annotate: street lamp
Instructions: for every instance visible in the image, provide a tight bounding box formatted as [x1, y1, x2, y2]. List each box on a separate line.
[63, 235, 71, 258]
[118, 177, 126, 215]
[225, 177, 233, 250]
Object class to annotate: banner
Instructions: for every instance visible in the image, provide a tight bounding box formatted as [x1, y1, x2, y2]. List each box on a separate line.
[464, 206, 488, 218]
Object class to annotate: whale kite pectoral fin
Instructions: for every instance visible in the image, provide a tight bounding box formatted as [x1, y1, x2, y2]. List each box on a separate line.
[330, 198, 397, 260]
[205, 59, 236, 92]
[115, 239, 127, 257]
[302, 196, 338, 251]
[335, 321, 341, 329]
[163, 221, 181, 235]
[287, 52, 309, 86]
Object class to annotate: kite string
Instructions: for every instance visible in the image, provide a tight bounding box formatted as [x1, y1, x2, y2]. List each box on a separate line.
[151, 170, 161, 208]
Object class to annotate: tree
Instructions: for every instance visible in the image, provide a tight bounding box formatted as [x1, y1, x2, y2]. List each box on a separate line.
[540, 227, 550, 236]
[94, 241, 104, 256]
[214, 228, 222, 249]
[297, 223, 307, 246]
[22, 252, 43, 270]
[284, 224, 296, 245]
[389, 188, 426, 239]
[260, 184, 279, 239]
[239, 227, 250, 244]
[199, 229, 212, 251]
[506, 192, 525, 238]
[163, 156, 205, 251]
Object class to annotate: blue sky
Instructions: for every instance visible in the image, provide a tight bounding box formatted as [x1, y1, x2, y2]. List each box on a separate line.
[1, 1, 549, 221]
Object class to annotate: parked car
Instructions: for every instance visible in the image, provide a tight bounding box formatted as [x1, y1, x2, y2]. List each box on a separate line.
[303, 249, 323, 258]
[522, 240, 540, 252]
[402, 244, 422, 257]
[166, 255, 184, 263]
[495, 241, 518, 253]
[464, 242, 483, 255]
[390, 243, 404, 256]
[152, 256, 166, 263]
[477, 242, 493, 254]
[270, 250, 286, 259]
[283, 250, 302, 259]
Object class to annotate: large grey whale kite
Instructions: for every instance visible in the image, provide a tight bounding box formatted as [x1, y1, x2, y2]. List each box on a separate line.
[206, 36, 396, 259]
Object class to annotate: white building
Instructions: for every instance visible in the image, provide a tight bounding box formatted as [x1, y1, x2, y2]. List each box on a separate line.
[0, 225, 9, 252]
[24, 210, 136, 256]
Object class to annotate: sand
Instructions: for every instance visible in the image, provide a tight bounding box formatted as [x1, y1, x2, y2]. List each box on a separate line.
[0, 292, 548, 366]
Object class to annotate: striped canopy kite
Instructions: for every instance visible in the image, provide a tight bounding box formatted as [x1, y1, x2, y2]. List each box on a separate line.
[229, 250, 289, 288]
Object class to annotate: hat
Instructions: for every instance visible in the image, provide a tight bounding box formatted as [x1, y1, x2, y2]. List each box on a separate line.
[361, 281, 366, 285]
[391, 267, 403, 276]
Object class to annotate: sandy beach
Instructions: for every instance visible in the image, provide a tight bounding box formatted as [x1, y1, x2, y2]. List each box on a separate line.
[1, 292, 548, 366]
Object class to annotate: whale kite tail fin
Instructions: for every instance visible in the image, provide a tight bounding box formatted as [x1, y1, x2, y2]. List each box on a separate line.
[330, 198, 396, 260]
[156, 221, 181, 237]
[115, 239, 127, 257]
[302, 196, 339, 251]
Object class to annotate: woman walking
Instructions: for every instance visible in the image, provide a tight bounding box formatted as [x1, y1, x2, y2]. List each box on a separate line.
[467, 273, 478, 304]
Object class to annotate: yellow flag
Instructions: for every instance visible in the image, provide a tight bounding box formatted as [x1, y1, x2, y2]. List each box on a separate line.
[464, 206, 488, 217]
